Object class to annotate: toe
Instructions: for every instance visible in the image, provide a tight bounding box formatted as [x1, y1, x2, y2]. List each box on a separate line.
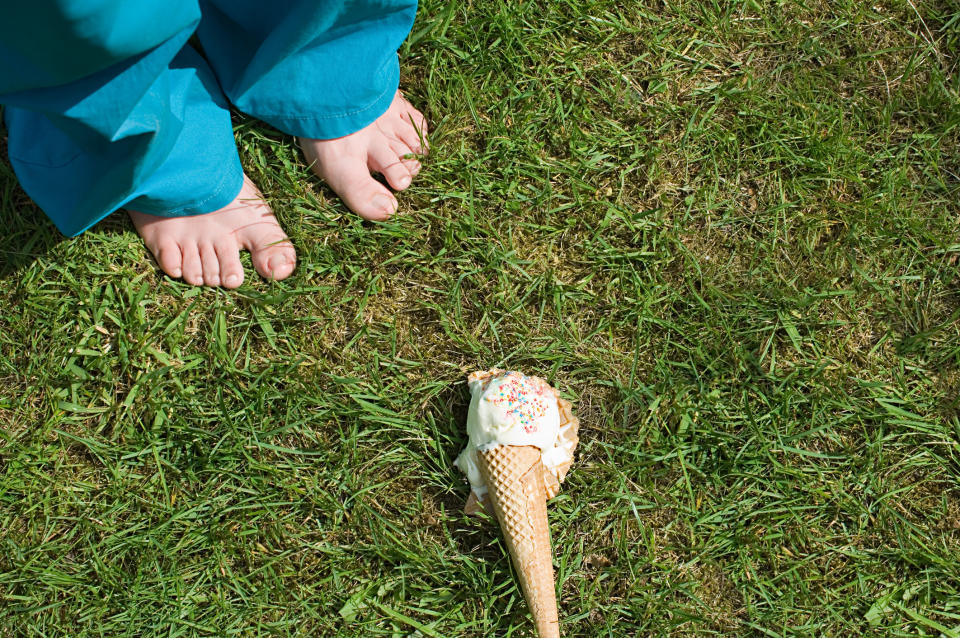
[388, 139, 421, 177]
[266, 250, 296, 281]
[256, 238, 296, 281]
[394, 117, 429, 156]
[323, 156, 399, 221]
[154, 239, 183, 279]
[238, 223, 296, 281]
[369, 145, 414, 191]
[181, 242, 204, 286]
[199, 242, 221, 287]
[397, 95, 428, 152]
[215, 238, 245, 289]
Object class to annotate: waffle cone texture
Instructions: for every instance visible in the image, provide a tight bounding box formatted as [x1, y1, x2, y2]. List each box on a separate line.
[464, 396, 579, 515]
[478, 445, 560, 638]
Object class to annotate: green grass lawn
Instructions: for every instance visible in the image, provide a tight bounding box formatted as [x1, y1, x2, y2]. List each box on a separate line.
[2, 0, 960, 635]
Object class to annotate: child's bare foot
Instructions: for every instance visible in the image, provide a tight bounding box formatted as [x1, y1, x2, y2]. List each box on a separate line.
[300, 91, 428, 221]
[128, 175, 296, 288]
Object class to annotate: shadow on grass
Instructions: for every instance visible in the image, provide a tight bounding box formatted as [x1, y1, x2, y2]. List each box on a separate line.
[0, 151, 143, 282]
[421, 380, 510, 558]
[0, 156, 67, 281]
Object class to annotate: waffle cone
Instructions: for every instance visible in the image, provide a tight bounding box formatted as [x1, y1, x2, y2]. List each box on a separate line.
[478, 445, 560, 638]
[464, 391, 580, 516]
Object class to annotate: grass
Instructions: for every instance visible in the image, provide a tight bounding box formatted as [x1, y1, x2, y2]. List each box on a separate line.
[2, 0, 960, 635]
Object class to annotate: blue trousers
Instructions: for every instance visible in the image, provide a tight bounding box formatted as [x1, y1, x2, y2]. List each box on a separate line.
[0, 0, 417, 236]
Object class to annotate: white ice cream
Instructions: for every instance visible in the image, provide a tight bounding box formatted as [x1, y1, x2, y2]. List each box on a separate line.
[454, 370, 567, 498]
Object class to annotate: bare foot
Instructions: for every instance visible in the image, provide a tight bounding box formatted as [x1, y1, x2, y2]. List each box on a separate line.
[300, 91, 428, 221]
[128, 175, 296, 288]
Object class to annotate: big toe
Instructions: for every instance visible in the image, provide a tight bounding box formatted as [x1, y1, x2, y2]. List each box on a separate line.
[321, 158, 398, 221]
[240, 226, 296, 281]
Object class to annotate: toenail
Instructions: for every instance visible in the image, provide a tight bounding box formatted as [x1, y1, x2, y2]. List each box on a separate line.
[399, 175, 411, 187]
[373, 195, 396, 213]
[269, 256, 291, 271]
[225, 274, 240, 287]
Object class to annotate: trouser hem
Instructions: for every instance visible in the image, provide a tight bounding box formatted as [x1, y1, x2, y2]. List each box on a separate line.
[124, 159, 244, 218]
[247, 60, 400, 140]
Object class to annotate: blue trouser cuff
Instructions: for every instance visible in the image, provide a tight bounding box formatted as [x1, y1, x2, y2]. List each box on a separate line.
[0, 0, 418, 234]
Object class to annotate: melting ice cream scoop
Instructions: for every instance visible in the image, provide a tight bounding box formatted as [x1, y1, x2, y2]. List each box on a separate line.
[455, 369, 577, 502]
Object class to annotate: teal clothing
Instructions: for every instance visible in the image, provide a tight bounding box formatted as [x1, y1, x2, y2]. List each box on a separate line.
[0, 0, 417, 236]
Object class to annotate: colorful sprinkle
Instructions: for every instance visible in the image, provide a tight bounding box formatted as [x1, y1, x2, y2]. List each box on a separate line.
[486, 372, 550, 433]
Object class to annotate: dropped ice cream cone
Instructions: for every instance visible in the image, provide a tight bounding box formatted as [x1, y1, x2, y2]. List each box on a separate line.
[478, 444, 559, 638]
[454, 370, 579, 637]
[459, 372, 579, 515]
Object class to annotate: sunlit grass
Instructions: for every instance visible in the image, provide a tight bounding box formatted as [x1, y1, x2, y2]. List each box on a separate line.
[1, 1, 959, 635]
